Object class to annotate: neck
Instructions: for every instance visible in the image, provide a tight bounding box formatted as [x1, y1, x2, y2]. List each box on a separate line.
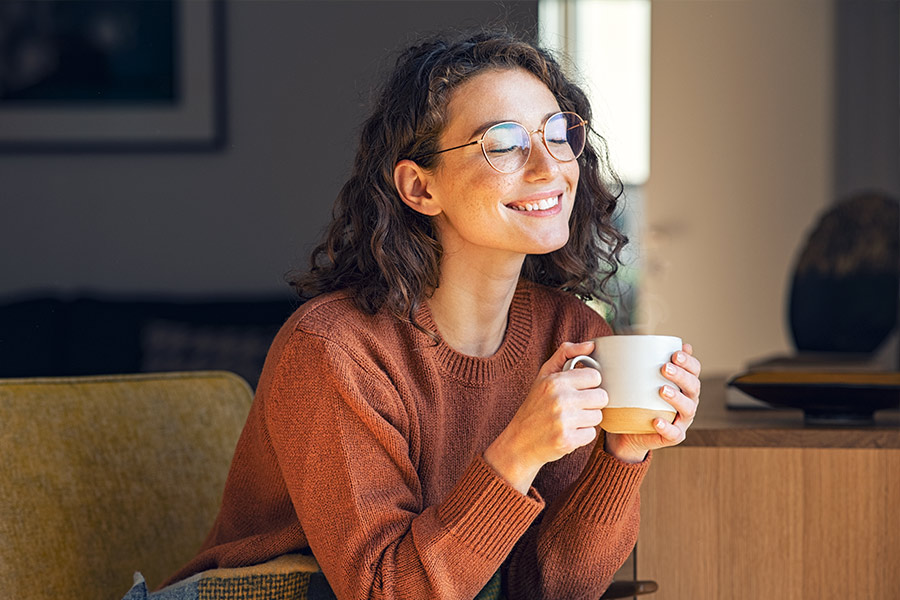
[427, 251, 525, 357]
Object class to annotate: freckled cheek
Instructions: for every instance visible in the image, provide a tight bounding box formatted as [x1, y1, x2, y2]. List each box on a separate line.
[565, 163, 580, 193]
[458, 177, 512, 213]
[487, 176, 520, 203]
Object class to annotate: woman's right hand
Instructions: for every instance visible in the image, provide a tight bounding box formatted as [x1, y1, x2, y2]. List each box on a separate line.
[483, 341, 609, 494]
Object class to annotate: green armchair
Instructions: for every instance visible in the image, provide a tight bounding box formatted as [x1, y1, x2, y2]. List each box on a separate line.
[0, 371, 253, 599]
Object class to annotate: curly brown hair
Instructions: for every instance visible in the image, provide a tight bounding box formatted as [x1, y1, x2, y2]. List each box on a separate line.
[290, 29, 628, 327]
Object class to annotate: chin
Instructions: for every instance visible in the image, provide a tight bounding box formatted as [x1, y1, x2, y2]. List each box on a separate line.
[524, 235, 570, 256]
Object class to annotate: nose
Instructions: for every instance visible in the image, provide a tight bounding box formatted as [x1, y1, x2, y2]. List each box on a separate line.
[523, 129, 559, 180]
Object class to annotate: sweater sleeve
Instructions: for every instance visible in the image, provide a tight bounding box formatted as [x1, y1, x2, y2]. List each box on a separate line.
[503, 434, 650, 599]
[264, 329, 544, 600]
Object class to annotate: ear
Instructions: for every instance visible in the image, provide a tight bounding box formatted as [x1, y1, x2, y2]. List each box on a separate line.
[393, 159, 442, 216]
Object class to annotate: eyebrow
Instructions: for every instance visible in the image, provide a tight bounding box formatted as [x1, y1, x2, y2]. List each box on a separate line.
[466, 110, 560, 141]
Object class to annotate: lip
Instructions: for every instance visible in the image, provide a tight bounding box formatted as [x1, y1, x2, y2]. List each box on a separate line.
[504, 191, 564, 216]
[505, 189, 564, 207]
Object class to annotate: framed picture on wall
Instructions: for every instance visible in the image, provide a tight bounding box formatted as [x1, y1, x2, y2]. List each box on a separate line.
[0, 0, 225, 152]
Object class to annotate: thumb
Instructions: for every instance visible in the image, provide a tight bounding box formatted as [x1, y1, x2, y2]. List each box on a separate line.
[540, 340, 596, 377]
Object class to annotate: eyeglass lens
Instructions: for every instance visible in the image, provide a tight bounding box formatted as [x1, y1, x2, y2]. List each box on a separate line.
[482, 112, 585, 173]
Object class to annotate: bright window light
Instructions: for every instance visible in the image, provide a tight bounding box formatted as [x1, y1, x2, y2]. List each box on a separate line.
[539, 0, 651, 185]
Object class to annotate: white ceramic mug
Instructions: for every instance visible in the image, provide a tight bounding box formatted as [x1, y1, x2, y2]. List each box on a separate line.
[563, 334, 683, 434]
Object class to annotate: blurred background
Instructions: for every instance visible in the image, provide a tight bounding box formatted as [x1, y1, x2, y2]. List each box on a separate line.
[0, 0, 897, 384]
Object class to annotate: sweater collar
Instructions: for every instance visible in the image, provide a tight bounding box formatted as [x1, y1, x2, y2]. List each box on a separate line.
[415, 279, 533, 384]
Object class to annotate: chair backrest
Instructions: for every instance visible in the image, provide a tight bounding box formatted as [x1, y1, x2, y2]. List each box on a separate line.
[0, 371, 253, 600]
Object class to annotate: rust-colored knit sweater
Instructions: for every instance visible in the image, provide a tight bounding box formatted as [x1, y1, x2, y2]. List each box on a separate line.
[163, 279, 650, 599]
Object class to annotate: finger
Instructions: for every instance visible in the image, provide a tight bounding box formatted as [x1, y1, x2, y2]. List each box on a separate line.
[577, 387, 608, 410]
[541, 340, 596, 376]
[659, 385, 698, 421]
[653, 417, 687, 444]
[570, 425, 599, 449]
[572, 406, 605, 429]
[675, 346, 702, 377]
[661, 362, 701, 400]
[556, 366, 603, 390]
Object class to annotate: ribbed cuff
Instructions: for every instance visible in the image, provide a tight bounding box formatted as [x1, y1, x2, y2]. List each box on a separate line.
[566, 446, 651, 524]
[436, 456, 545, 562]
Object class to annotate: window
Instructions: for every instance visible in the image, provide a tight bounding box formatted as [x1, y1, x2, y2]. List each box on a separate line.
[539, 0, 651, 331]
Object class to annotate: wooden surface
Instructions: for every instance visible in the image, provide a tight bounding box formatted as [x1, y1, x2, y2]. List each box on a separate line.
[684, 377, 900, 448]
[638, 378, 900, 599]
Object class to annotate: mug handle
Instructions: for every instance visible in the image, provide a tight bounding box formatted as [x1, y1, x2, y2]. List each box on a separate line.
[563, 355, 601, 371]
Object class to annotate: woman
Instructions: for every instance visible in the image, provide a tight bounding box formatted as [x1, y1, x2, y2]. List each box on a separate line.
[157, 30, 701, 599]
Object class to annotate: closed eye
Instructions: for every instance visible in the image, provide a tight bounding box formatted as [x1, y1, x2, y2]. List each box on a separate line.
[486, 144, 526, 155]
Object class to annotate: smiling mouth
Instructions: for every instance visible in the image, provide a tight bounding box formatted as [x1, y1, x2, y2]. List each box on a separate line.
[507, 195, 560, 212]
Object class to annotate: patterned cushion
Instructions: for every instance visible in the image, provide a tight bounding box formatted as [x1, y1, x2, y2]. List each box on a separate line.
[124, 554, 502, 600]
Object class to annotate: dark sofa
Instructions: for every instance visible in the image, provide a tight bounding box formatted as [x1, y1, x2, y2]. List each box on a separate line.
[0, 294, 300, 387]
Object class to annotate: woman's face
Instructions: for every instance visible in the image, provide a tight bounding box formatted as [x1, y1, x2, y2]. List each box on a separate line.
[425, 67, 580, 263]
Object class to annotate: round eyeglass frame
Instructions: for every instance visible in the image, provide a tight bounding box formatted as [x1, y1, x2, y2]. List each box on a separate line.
[421, 111, 588, 174]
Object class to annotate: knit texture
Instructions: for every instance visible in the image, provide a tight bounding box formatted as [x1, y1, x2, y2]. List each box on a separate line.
[162, 280, 650, 599]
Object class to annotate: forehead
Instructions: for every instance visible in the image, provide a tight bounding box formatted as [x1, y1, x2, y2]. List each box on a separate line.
[442, 68, 561, 135]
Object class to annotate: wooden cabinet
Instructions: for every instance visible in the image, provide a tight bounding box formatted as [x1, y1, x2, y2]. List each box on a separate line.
[636, 380, 900, 600]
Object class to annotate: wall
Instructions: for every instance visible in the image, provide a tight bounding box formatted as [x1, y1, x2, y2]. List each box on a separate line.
[0, 0, 538, 299]
[641, 0, 837, 375]
[2, 0, 894, 378]
[834, 0, 900, 199]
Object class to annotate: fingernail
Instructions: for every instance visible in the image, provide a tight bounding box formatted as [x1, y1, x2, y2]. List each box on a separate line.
[661, 386, 675, 398]
[654, 419, 665, 430]
[676, 352, 686, 364]
[665, 363, 676, 375]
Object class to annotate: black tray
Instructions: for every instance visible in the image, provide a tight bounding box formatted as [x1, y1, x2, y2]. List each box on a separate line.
[727, 371, 900, 425]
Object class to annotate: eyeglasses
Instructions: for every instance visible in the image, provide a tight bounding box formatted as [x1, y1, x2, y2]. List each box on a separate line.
[422, 111, 588, 174]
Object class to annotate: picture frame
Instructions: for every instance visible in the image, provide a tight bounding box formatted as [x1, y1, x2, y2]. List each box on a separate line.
[0, 0, 226, 152]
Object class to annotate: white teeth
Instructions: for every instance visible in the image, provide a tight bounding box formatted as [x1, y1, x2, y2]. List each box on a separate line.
[510, 196, 559, 212]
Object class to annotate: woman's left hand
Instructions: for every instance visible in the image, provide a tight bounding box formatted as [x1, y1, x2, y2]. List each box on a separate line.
[604, 343, 702, 463]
